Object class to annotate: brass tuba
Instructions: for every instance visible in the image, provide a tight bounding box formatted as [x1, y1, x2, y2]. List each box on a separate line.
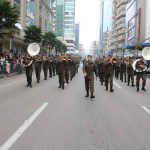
[132, 47, 150, 72]
[132, 59, 147, 72]
[27, 43, 40, 56]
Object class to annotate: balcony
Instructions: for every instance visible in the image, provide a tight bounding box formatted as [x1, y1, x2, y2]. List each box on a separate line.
[116, 0, 128, 8]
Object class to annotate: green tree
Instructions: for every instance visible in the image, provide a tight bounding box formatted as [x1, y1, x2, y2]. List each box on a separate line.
[42, 31, 56, 56]
[55, 39, 67, 55]
[24, 25, 42, 43]
[0, 0, 19, 39]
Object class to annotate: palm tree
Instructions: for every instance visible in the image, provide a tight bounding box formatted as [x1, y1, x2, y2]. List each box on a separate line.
[55, 39, 67, 55]
[42, 31, 56, 56]
[24, 25, 42, 44]
[0, 0, 19, 39]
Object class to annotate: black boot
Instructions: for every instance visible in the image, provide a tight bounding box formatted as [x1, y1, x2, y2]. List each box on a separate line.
[62, 83, 64, 90]
[85, 91, 89, 97]
[142, 87, 146, 91]
[58, 84, 61, 88]
[137, 87, 139, 92]
[26, 83, 29, 87]
[106, 86, 108, 91]
[127, 82, 129, 86]
[110, 87, 114, 92]
[29, 83, 32, 88]
[132, 83, 135, 87]
[90, 92, 95, 98]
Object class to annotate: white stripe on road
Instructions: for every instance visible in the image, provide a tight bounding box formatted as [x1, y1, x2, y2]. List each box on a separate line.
[114, 81, 122, 89]
[142, 106, 150, 114]
[0, 102, 49, 150]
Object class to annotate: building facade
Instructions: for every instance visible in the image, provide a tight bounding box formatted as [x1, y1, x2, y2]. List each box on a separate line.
[103, 30, 112, 55]
[55, 0, 65, 38]
[55, 0, 76, 51]
[75, 22, 80, 49]
[3, 0, 54, 53]
[64, 0, 75, 51]
[111, 0, 128, 56]
[99, 0, 112, 55]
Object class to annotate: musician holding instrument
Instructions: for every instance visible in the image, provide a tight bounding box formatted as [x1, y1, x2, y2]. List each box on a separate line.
[34, 55, 42, 83]
[126, 58, 135, 87]
[135, 57, 147, 92]
[104, 55, 114, 92]
[22, 53, 33, 88]
[43, 55, 49, 80]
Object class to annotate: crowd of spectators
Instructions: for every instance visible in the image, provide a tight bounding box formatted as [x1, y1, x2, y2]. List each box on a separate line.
[0, 52, 25, 78]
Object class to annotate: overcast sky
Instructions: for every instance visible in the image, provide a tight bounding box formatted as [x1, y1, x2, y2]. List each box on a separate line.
[75, 0, 100, 50]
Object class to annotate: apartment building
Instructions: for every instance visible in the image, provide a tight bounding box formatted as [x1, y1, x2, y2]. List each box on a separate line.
[3, 0, 54, 53]
[111, 0, 128, 56]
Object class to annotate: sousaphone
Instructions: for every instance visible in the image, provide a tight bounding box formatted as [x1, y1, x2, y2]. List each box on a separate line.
[27, 43, 40, 56]
[23, 43, 40, 67]
[132, 47, 150, 72]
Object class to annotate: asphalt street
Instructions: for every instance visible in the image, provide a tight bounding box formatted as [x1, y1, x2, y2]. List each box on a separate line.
[0, 67, 150, 150]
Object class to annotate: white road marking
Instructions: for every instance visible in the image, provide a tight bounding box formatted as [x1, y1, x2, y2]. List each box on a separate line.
[0, 102, 49, 150]
[142, 106, 150, 114]
[114, 81, 122, 89]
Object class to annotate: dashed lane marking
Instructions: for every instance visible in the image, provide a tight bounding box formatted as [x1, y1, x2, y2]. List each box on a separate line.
[142, 106, 150, 115]
[0, 102, 49, 150]
[114, 81, 122, 89]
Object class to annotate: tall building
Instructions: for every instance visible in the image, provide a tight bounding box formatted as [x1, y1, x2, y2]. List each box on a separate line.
[64, 0, 76, 51]
[111, 0, 128, 56]
[3, 0, 54, 53]
[99, 0, 112, 55]
[55, 0, 76, 51]
[55, 0, 65, 38]
[75, 22, 80, 49]
[126, 0, 150, 56]
[90, 41, 99, 58]
[103, 29, 112, 55]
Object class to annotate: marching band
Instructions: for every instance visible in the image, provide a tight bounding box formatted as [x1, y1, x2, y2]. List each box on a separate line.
[22, 43, 149, 98]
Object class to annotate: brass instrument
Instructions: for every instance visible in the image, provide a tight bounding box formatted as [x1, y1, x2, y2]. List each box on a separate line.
[34, 55, 42, 62]
[22, 56, 33, 67]
[23, 43, 40, 67]
[112, 58, 117, 64]
[132, 46, 150, 72]
[132, 59, 147, 72]
[27, 43, 40, 56]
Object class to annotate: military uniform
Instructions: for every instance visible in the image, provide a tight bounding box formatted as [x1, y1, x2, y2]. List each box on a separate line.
[126, 61, 135, 86]
[83, 58, 97, 98]
[49, 58, 53, 78]
[57, 58, 67, 89]
[120, 61, 126, 82]
[105, 59, 114, 92]
[34, 57, 42, 83]
[97, 60, 105, 85]
[135, 59, 147, 92]
[43, 57, 49, 80]
[114, 62, 120, 79]
[23, 56, 33, 88]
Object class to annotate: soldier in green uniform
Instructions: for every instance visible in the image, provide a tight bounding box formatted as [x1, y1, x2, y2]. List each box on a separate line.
[126, 58, 135, 87]
[83, 55, 98, 98]
[120, 58, 127, 82]
[105, 55, 114, 92]
[57, 55, 67, 89]
[34, 55, 42, 83]
[43, 55, 49, 80]
[135, 57, 147, 92]
[97, 57, 105, 85]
